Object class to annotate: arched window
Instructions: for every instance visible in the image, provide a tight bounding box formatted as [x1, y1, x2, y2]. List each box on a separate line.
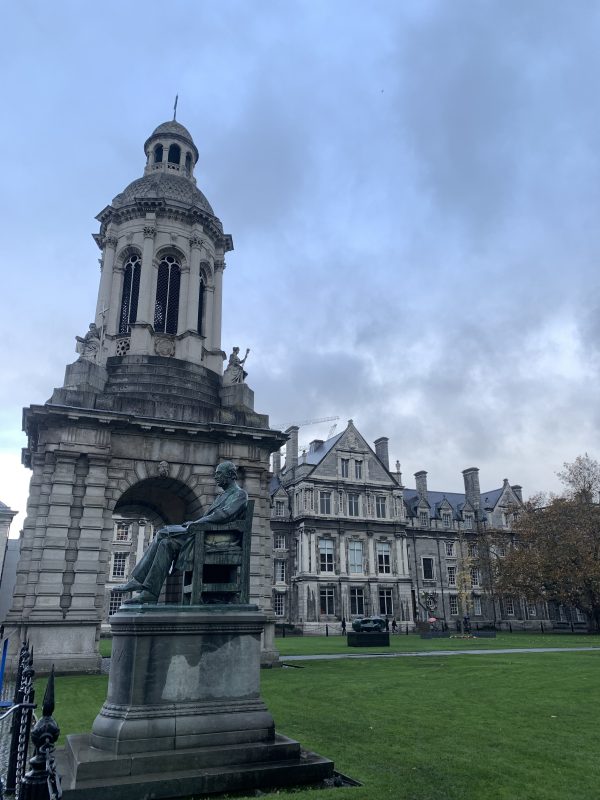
[119, 254, 141, 334]
[154, 255, 181, 334]
[185, 152, 192, 175]
[168, 144, 181, 165]
[154, 144, 163, 163]
[197, 277, 205, 335]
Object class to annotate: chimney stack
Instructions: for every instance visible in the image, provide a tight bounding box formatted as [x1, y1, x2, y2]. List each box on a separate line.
[285, 426, 299, 471]
[272, 450, 281, 477]
[511, 484, 523, 502]
[309, 439, 324, 453]
[462, 467, 481, 512]
[415, 470, 428, 501]
[374, 437, 389, 469]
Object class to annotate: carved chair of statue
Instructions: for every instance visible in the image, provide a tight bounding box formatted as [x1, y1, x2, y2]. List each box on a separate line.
[181, 500, 254, 605]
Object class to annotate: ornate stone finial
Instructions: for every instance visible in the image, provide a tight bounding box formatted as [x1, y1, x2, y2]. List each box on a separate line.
[223, 347, 250, 386]
[157, 460, 170, 478]
[75, 323, 101, 363]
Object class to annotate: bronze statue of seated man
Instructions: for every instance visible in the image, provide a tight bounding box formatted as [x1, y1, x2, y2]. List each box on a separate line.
[116, 461, 247, 603]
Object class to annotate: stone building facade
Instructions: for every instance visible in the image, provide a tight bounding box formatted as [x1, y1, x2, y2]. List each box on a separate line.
[5, 120, 285, 672]
[269, 420, 583, 632]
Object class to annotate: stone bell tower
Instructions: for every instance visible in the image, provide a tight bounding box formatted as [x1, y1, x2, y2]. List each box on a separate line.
[6, 119, 285, 672]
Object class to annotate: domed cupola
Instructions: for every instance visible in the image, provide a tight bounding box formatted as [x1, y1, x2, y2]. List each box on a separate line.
[143, 120, 200, 181]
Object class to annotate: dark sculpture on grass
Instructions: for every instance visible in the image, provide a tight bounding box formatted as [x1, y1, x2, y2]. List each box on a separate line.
[117, 461, 248, 604]
[351, 616, 386, 633]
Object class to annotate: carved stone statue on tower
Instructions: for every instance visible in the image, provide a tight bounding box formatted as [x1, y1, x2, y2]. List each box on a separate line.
[223, 346, 250, 385]
[75, 323, 101, 362]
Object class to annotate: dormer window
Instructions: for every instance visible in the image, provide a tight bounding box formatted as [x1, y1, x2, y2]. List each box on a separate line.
[442, 511, 451, 528]
[419, 511, 429, 527]
[154, 144, 163, 163]
[168, 143, 181, 164]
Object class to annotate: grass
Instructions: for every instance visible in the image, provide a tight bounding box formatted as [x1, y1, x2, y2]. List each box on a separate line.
[42, 649, 600, 799]
[96, 631, 600, 659]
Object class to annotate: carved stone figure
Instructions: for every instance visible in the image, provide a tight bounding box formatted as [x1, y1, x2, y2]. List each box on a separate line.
[157, 460, 170, 478]
[223, 346, 250, 385]
[116, 461, 247, 602]
[75, 323, 101, 362]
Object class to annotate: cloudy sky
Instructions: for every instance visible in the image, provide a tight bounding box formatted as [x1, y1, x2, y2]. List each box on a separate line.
[2, 0, 599, 531]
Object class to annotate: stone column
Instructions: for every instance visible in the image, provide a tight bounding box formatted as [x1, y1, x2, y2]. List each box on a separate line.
[186, 235, 203, 332]
[366, 532, 375, 575]
[137, 223, 157, 325]
[212, 259, 225, 352]
[33, 451, 79, 616]
[177, 264, 190, 335]
[339, 532, 347, 574]
[106, 262, 125, 337]
[204, 286, 214, 348]
[395, 534, 406, 576]
[95, 234, 118, 327]
[69, 456, 110, 618]
[309, 529, 317, 575]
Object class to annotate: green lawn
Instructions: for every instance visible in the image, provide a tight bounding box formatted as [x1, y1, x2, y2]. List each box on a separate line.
[97, 631, 600, 659]
[276, 631, 600, 656]
[44, 649, 600, 799]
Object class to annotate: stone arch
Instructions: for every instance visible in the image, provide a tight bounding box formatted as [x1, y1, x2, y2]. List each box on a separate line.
[116, 243, 142, 266]
[199, 259, 213, 287]
[113, 476, 202, 524]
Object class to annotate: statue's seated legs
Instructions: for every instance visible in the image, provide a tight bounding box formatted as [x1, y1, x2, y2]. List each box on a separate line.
[117, 525, 192, 600]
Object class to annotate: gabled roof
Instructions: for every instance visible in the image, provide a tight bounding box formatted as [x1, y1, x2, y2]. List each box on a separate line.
[303, 432, 344, 465]
[404, 487, 507, 519]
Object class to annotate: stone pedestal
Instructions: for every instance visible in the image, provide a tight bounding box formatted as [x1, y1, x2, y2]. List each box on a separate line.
[57, 604, 333, 798]
[221, 382, 255, 410]
[347, 632, 390, 647]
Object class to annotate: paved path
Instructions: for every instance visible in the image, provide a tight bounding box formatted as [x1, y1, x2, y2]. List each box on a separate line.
[282, 646, 600, 662]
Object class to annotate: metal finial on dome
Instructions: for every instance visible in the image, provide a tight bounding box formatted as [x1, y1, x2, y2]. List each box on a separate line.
[173, 94, 178, 121]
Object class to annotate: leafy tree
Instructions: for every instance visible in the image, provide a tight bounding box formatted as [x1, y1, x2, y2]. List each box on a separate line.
[556, 453, 600, 503]
[495, 459, 600, 631]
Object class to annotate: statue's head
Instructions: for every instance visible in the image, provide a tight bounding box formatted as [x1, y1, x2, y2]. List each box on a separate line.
[233, 347, 240, 353]
[215, 461, 237, 485]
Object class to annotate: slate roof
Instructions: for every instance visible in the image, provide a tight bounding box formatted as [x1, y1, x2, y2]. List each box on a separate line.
[302, 432, 344, 465]
[404, 487, 506, 519]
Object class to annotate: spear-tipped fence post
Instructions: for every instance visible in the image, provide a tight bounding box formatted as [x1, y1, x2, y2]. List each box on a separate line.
[20, 666, 61, 800]
[6, 643, 34, 794]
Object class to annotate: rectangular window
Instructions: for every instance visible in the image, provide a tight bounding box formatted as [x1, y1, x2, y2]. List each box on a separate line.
[377, 541, 391, 574]
[111, 552, 128, 579]
[114, 522, 131, 542]
[504, 598, 515, 616]
[109, 590, 124, 615]
[445, 541, 455, 557]
[320, 587, 335, 615]
[527, 603, 537, 618]
[350, 587, 364, 616]
[274, 559, 286, 583]
[275, 500, 285, 517]
[449, 596, 458, 615]
[468, 543, 478, 558]
[274, 533, 286, 550]
[422, 557, 434, 580]
[348, 540, 363, 574]
[379, 589, 393, 616]
[273, 593, 285, 616]
[442, 512, 451, 528]
[319, 538, 334, 573]
[304, 489, 313, 510]
[341, 458, 349, 478]
[355, 460, 363, 480]
[376, 496, 387, 518]
[419, 511, 429, 528]
[497, 542, 507, 557]
[559, 605, 566, 622]
[447, 566, 456, 586]
[319, 491, 332, 514]
[348, 493, 360, 517]
[464, 515, 473, 530]
[473, 596, 482, 616]
[576, 608, 586, 623]
[470, 567, 480, 587]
